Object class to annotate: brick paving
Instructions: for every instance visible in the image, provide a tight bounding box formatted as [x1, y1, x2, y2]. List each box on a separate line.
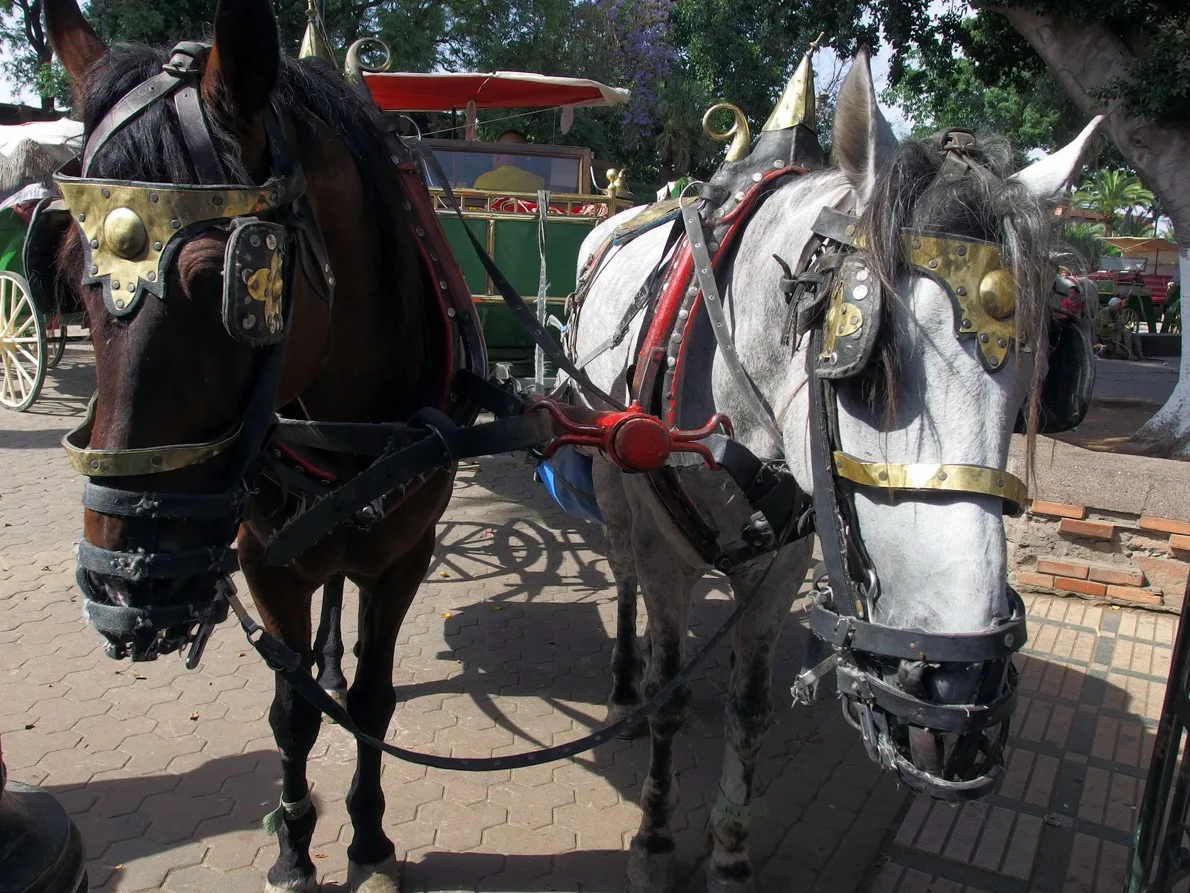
[0, 344, 1170, 892]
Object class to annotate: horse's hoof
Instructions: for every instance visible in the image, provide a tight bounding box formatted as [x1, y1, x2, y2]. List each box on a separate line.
[625, 836, 676, 893]
[607, 702, 647, 740]
[348, 855, 400, 893]
[321, 688, 348, 724]
[264, 873, 318, 893]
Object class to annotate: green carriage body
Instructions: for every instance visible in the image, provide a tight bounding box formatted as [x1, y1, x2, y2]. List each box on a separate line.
[363, 71, 635, 378]
[424, 139, 633, 376]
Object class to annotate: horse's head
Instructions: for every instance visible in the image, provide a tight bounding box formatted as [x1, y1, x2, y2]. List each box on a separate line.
[38, 0, 342, 662]
[762, 50, 1101, 797]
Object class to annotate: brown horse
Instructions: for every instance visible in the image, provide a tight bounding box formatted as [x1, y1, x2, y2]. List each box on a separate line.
[41, 0, 473, 889]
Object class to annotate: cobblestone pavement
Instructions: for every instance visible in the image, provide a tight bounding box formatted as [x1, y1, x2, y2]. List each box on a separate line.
[0, 346, 1168, 892]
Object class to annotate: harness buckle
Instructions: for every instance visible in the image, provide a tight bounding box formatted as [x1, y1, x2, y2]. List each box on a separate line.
[162, 42, 210, 76]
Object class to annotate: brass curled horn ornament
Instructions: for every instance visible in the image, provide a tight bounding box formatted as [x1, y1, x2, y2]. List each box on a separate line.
[702, 102, 752, 164]
[344, 37, 392, 83]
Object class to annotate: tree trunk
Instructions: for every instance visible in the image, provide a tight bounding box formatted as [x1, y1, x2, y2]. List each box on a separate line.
[984, 3, 1190, 458]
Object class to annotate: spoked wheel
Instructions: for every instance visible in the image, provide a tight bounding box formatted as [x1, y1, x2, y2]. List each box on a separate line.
[0, 271, 47, 412]
[46, 318, 67, 369]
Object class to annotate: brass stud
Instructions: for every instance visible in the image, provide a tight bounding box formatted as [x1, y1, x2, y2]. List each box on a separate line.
[853, 284, 868, 300]
[752, 173, 763, 182]
[912, 238, 921, 249]
[837, 325, 845, 335]
[90, 459, 100, 469]
[957, 245, 967, 256]
[429, 251, 438, 261]
[149, 192, 158, 203]
[170, 219, 181, 229]
[856, 268, 869, 281]
[446, 307, 456, 318]
[734, 191, 745, 201]
[153, 241, 162, 251]
[78, 213, 86, 222]
[250, 235, 261, 248]
[415, 227, 425, 236]
[995, 477, 1005, 488]
[438, 280, 448, 290]
[980, 333, 990, 343]
[90, 265, 98, 274]
[327, 277, 335, 287]
[962, 319, 972, 328]
[111, 280, 120, 290]
[667, 356, 676, 367]
[242, 315, 256, 329]
[937, 471, 948, 481]
[928, 259, 938, 269]
[266, 234, 277, 250]
[90, 239, 99, 248]
[849, 315, 859, 326]
[212, 195, 223, 206]
[998, 338, 1007, 348]
[989, 355, 1000, 366]
[101, 188, 110, 199]
[114, 299, 125, 309]
[151, 455, 163, 466]
[147, 271, 156, 281]
[242, 269, 252, 283]
[774, 159, 785, 168]
[686, 287, 699, 299]
[878, 471, 888, 481]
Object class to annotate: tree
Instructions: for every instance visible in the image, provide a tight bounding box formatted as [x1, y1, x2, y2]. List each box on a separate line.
[0, 0, 61, 109]
[1072, 168, 1155, 237]
[970, 2, 1190, 458]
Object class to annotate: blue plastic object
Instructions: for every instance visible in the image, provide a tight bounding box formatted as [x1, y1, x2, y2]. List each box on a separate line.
[536, 446, 604, 524]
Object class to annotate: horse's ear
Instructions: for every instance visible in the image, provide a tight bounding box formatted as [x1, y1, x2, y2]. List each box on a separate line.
[831, 46, 897, 205]
[1010, 116, 1105, 201]
[202, 0, 280, 125]
[44, 0, 107, 90]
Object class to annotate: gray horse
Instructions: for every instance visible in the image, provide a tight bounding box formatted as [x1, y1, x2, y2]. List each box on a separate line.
[568, 50, 1101, 893]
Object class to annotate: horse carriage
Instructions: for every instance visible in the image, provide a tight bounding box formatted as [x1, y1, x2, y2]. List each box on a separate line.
[19, 0, 1115, 890]
[0, 119, 87, 411]
[360, 67, 636, 380]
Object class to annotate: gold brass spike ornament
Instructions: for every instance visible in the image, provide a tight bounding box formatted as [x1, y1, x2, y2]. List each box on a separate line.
[298, 0, 338, 67]
[762, 32, 824, 134]
[702, 103, 752, 163]
[901, 233, 1018, 371]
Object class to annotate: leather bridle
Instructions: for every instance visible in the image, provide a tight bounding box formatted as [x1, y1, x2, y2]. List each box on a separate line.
[50, 42, 333, 664]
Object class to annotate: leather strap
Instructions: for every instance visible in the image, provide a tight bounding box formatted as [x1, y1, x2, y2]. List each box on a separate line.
[262, 410, 561, 566]
[173, 85, 226, 184]
[810, 588, 1027, 663]
[680, 197, 784, 447]
[403, 136, 625, 409]
[82, 482, 245, 520]
[83, 72, 184, 175]
[76, 540, 237, 582]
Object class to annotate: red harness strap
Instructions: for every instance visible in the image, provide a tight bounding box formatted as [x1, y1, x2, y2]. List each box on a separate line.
[632, 166, 802, 424]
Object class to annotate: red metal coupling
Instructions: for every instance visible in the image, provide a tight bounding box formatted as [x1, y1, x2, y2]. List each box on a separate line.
[530, 399, 732, 474]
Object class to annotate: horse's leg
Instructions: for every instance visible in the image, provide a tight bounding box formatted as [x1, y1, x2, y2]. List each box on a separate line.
[623, 503, 702, 893]
[706, 542, 812, 893]
[343, 529, 436, 893]
[239, 560, 322, 893]
[314, 573, 348, 710]
[593, 459, 645, 734]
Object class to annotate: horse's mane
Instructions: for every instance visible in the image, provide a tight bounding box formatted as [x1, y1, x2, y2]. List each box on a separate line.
[859, 132, 1057, 436]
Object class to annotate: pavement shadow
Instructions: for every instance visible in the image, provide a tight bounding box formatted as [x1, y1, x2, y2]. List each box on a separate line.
[38, 750, 279, 893]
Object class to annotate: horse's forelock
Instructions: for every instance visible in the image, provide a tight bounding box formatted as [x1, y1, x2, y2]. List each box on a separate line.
[857, 132, 1056, 437]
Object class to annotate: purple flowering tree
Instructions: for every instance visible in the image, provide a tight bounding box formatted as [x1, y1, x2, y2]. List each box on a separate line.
[596, 0, 677, 146]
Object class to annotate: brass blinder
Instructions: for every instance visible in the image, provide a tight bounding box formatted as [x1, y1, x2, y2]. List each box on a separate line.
[54, 173, 285, 316]
[901, 233, 1017, 371]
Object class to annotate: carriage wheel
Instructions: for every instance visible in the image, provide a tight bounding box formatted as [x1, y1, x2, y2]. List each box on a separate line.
[0, 271, 47, 412]
[1120, 307, 1140, 332]
[46, 320, 67, 369]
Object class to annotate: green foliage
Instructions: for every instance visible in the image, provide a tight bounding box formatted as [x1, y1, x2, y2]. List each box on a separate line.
[1062, 221, 1112, 272]
[1072, 168, 1155, 236]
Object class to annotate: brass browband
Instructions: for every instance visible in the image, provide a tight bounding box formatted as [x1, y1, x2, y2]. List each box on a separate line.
[833, 451, 1026, 515]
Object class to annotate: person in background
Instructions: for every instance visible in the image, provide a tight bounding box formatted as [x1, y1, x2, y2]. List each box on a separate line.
[1093, 296, 1145, 359]
[473, 130, 545, 192]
